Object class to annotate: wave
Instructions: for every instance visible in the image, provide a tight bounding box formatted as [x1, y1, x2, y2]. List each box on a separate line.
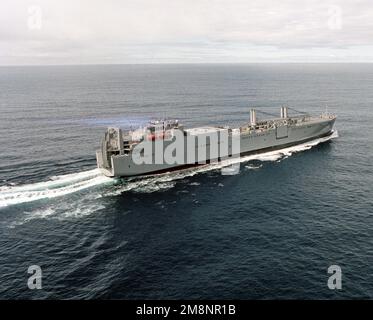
[0, 130, 338, 207]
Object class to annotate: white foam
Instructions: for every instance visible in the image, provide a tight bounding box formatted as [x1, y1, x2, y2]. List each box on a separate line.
[245, 164, 263, 170]
[26, 207, 56, 220]
[189, 182, 201, 186]
[0, 169, 113, 207]
[0, 169, 102, 193]
[60, 203, 106, 219]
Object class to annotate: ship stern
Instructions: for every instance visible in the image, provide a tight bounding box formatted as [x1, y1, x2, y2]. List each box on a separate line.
[96, 150, 114, 177]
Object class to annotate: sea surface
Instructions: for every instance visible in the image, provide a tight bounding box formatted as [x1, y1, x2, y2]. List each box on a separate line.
[0, 64, 372, 299]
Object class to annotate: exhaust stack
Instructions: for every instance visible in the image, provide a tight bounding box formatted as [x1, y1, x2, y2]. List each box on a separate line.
[281, 106, 288, 118]
[250, 109, 257, 126]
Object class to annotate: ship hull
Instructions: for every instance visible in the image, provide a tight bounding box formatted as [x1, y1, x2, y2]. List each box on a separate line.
[97, 117, 336, 177]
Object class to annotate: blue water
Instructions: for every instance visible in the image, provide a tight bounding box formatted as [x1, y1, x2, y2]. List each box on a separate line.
[0, 64, 372, 299]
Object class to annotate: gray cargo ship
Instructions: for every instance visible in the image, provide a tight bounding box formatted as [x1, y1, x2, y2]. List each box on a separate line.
[96, 106, 336, 177]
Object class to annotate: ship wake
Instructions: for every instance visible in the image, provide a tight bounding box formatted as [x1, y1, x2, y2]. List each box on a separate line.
[0, 169, 113, 207]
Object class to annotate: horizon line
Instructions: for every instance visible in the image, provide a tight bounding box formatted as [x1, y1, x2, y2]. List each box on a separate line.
[1, 61, 373, 67]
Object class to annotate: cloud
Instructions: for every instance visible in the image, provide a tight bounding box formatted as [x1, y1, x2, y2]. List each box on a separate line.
[1, 0, 373, 64]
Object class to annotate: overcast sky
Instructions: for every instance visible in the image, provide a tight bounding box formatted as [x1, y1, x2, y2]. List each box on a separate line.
[1, 0, 373, 65]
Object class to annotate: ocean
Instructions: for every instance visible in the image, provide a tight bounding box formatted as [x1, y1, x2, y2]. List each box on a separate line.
[0, 63, 372, 299]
